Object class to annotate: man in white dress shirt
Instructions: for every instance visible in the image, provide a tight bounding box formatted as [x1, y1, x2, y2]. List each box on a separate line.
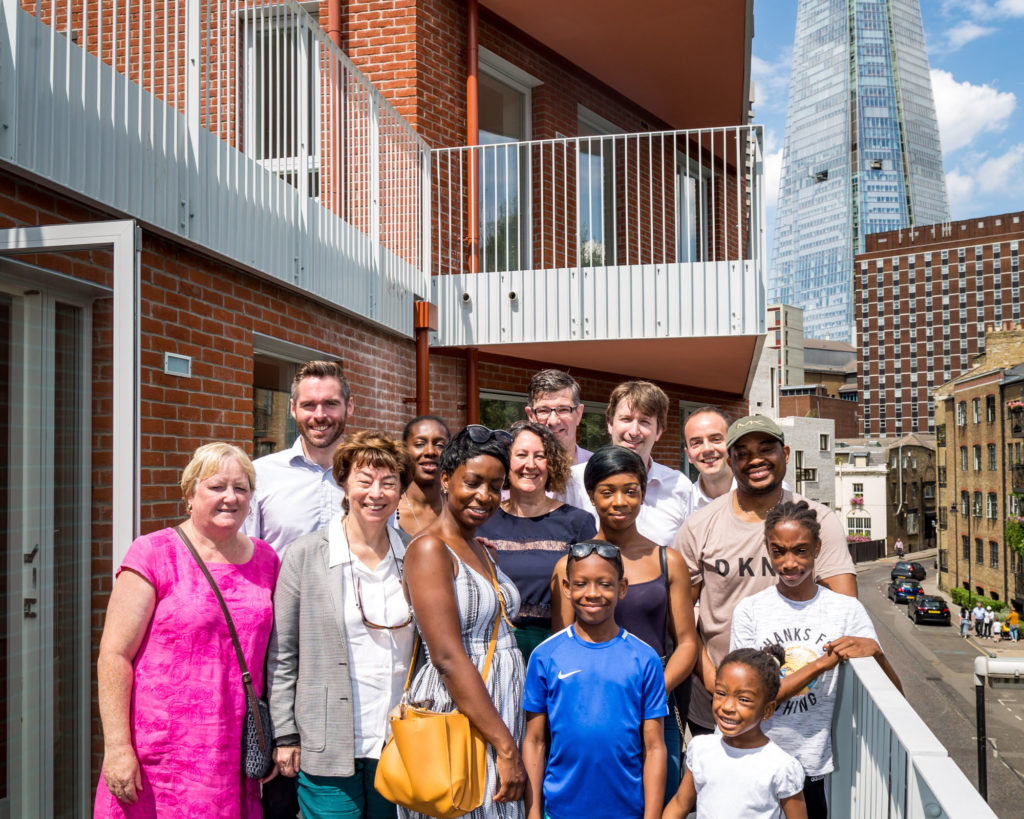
[525, 369, 593, 465]
[683, 406, 736, 515]
[246, 360, 354, 817]
[566, 380, 694, 547]
[246, 360, 354, 555]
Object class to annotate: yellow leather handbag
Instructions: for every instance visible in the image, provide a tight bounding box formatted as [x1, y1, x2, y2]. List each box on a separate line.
[374, 553, 506, 818]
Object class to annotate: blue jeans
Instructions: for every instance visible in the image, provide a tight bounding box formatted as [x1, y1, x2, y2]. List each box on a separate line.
[1012, 626, 1019, 641]
[961, 620, 970, 637]
[297, 760, 395, 819]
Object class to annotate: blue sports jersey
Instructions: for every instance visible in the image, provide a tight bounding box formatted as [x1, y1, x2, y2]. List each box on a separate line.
[523, 625, 668, 819]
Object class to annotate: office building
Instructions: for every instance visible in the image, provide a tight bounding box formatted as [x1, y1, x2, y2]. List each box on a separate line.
[770, 0, 948, 342]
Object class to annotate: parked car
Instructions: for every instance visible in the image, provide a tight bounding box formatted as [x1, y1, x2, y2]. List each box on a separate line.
[907, 595, 951, 625]
[891, 561, 926, 581]
[887, 579, 923, 604]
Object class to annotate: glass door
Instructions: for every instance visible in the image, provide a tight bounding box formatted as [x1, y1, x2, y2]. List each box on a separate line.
[2, 280, 92, 819]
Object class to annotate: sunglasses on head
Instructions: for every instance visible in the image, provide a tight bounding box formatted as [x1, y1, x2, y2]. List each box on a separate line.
[466, 424, 513, 447]
[568, 540, 622, 562]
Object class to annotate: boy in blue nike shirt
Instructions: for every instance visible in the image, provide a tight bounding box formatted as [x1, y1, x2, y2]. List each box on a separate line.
[522, 540, 667, 819]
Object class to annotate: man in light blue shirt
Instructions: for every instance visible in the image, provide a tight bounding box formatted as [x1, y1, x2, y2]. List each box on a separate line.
[245, 360, 354, 555]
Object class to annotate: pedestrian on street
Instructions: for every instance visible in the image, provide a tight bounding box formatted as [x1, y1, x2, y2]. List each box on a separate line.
[984, 606, 995, 639]
[1008, 609, 1020, 642]
[973, 602, 985, 636]
[960, 607, 970, 638]
[894, 538, 904, 559]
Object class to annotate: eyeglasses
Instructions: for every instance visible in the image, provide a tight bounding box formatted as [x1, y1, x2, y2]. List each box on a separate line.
[530, 404, 579, 421]
[466, 424, 513, 446]
[353, 576, 414, 631]
[568, 541, 622, 561]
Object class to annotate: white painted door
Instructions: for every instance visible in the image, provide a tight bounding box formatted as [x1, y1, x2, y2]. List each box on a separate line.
[1, 277, 92, 819]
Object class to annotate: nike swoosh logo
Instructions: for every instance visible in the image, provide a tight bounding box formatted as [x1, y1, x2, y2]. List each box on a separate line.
[557, 669, 582, 680]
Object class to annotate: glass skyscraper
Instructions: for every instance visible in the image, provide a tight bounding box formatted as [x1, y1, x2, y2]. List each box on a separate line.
[770, 0, 949, 342]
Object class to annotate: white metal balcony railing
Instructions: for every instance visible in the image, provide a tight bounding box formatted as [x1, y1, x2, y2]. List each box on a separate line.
[2, 0, 430, 335]
[830, 657, 994, 818]
[430, 126, 767, 347]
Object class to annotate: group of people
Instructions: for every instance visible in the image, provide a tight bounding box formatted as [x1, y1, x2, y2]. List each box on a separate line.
[94, 361, 901, 819]
[963, 603, 1019, 641]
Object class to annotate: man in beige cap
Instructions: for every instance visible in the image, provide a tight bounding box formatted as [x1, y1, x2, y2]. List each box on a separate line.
[673, 414, 858, 736]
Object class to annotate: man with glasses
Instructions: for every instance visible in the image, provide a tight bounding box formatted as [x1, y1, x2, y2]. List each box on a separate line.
[525, 369, 592, 465]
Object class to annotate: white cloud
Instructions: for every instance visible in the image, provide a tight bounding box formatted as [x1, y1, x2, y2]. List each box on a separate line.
[944, 144, 1024, 217]
[976, 143, 1024, 192]
[931, 69, 1016, 153]
[995, 0, 1024, 16]
[944, 21, 996, 49]
[750, 49, 792, 115]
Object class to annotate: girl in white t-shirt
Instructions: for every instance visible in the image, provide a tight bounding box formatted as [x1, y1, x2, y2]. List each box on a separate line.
[662, 646, 807, 819]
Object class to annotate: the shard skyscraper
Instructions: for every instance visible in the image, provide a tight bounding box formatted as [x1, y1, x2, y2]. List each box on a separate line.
[769, 0, 949, 342]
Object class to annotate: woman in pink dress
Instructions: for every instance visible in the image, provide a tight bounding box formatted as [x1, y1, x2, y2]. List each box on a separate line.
[95, 442, 280, 818]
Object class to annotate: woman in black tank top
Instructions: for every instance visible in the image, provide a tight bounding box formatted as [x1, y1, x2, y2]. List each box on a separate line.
[551, 446, 698, 804]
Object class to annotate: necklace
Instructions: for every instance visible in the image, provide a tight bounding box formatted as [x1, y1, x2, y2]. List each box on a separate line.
[342, 517, 412, 630]
[397, 493, 421, 530]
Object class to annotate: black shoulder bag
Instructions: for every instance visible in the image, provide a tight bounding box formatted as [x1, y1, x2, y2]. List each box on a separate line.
[175, 525, 275, 779]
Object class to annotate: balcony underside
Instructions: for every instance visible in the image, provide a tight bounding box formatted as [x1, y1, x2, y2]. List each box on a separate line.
[432, 261, 764, 394]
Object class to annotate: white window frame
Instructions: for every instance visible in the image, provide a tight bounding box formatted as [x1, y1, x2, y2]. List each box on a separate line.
[675, 151, 710, 263]
[242, 4, 322, 200]
[577, 105, 624, 268]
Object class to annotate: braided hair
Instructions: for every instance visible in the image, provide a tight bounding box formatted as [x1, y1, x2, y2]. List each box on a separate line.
[764, 499, 821, 545]
[719, 645, 787, 702]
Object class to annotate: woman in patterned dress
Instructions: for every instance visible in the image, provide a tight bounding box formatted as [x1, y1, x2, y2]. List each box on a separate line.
[401, 425, 527, 819]
[94, 443, 279, 818]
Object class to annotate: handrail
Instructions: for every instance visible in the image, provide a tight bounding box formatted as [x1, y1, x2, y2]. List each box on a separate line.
[830, 657, 995, 818]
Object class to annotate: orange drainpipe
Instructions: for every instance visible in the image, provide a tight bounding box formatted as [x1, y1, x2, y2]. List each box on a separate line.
[466, 348, 480, 425]
[414, 301, 437, 416]
[466, 0, 480, 274]
[465, 0, 481, 425]
[327, 0, 342, 47]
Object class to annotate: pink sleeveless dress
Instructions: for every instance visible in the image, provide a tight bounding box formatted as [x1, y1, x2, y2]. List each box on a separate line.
[94, 527, 279, 818]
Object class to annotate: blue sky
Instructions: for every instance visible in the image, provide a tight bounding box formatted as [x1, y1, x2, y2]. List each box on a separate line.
[753, 0, 1024, 254]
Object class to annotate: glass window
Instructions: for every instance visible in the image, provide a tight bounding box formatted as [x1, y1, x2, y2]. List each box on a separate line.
[244, 9, 321, 197]
[988, 444, 997, 471]
[973, 445, 982, 471]
[819, 434, 830, 451]
[973, 492, 983, 518]
[479, 71, 528, 272]
[961, 446, 968, 471]
[963, 536, 971, 561]
[987, 493, 998, 519]
[986, 395, 996, 422]
[972, 397, 980, 423]
[957, 401, 967, 425]
[976, 538, 984, 565]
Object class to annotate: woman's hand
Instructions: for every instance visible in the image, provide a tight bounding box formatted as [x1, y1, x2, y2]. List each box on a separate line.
[103, 743, 143, 803]
[274, 746, 301, 778]
[493, 747, 527, 803]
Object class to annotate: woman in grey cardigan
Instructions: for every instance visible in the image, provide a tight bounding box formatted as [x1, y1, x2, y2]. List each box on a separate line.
[266, 431, 414, 818]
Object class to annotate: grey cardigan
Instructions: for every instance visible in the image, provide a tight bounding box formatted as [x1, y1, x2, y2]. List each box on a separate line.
[267, 525, 411, 777]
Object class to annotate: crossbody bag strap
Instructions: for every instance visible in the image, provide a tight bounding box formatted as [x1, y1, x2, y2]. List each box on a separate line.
[175, 525, 269, 752]
[478, 548, 509, 685]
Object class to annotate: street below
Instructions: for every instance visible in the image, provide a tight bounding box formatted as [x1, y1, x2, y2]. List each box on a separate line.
[857, 554, 1024, 818]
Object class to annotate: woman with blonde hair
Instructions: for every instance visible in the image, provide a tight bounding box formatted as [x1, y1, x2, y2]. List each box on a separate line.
[267, 430, 415, 818]
[95, 442, 279, 818]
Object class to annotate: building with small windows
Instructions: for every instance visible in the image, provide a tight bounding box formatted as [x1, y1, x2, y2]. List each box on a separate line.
[935, 326, 1024, 611]
[856, 211, 1024, 437]
[778, 416, 836, 508]
[834, 434, 936, 554]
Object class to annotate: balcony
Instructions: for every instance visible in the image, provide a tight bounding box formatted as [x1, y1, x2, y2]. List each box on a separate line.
[430, 126, 766, 393]
[830, 658, 993, 818]
[2, 0, 429, 336]
[1009, 403, 1024, 438]
[1013, 463, 1024, 494]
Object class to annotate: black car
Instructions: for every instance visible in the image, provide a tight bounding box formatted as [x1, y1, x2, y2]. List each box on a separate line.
[891, 561, 926, 581]
[907, 595, 951, 625]
[887, 579, 922, 603]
